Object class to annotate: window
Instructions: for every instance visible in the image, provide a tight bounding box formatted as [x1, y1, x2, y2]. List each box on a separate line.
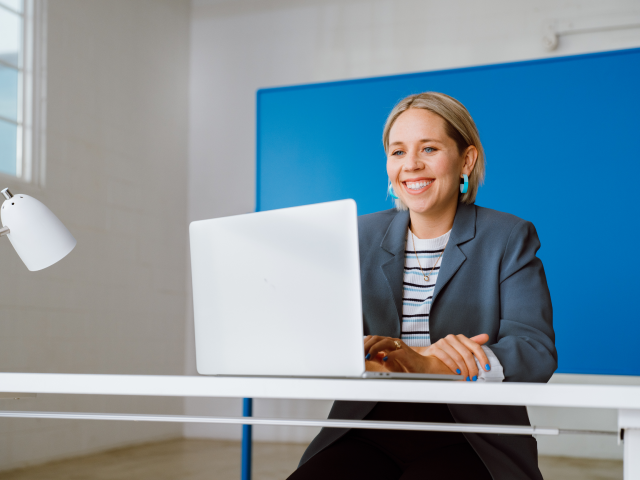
[0, 0, 45, 183]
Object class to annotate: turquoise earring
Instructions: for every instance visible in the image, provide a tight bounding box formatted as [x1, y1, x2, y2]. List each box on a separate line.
[388, 183, 399, 199]
[460, 174, 468, 194]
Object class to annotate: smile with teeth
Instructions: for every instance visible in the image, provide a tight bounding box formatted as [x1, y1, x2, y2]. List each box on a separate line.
[405, 180, 434, 190]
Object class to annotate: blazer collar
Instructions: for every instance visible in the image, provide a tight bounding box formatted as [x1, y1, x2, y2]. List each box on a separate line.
[432, 202, 476, 306]
[448, 201, 476, 247]
[378, 203, 477, 328]
[379, 210, 410, 333]
[380, 202, 476, 254]
[380, 209, 410, 255]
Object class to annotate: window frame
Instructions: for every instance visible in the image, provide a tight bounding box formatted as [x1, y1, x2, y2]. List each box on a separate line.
[0, 0, 47, 186]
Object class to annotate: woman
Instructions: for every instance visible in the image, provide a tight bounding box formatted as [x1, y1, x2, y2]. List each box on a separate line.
[288, 92, 556, 480]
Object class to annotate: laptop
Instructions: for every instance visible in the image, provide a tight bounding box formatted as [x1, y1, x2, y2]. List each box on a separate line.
[189, 199, 459, 381]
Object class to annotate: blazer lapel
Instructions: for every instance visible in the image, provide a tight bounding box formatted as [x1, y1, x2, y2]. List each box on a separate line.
[431, 202, 477, 306]
[375, 204, 476, 334]
[380, 210, 410, 331]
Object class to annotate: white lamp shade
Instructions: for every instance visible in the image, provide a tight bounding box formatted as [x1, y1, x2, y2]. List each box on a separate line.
[1, 194, 76, 271]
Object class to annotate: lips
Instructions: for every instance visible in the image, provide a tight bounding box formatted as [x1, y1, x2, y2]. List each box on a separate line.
[402, 178, 434, 195]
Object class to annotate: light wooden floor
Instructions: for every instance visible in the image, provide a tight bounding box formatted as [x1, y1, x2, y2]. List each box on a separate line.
[0, 439, 623, 480]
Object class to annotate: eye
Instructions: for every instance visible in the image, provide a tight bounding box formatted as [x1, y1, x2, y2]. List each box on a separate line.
[423, 147, 436, 153]
[391, 150, 405, 156]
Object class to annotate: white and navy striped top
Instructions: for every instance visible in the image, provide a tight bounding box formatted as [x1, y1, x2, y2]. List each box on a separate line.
[401, 227, 451, 348]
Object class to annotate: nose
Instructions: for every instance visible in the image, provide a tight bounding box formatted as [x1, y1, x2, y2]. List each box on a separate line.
[402, 150, 423, 171]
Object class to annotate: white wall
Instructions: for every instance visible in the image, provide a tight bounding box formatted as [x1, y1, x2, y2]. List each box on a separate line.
[0, 0, 191, 471]
[186, 0, 640, 459]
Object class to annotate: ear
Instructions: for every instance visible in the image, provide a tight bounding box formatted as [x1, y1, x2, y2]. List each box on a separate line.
[461, 145, 478, 176]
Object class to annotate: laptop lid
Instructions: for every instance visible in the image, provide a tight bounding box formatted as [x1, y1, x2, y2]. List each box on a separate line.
[189, 200, 365, 377]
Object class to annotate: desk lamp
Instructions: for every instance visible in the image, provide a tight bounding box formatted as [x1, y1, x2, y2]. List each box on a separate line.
[0, 188, 76, 271]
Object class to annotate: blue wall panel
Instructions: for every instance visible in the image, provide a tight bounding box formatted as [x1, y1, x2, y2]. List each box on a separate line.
[257, 48, 640, 376]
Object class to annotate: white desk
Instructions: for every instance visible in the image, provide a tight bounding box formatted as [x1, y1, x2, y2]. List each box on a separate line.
[1, 373, 639, 478]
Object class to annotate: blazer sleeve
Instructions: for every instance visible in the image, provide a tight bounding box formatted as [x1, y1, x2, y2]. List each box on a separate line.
[490, 219, 557, 383]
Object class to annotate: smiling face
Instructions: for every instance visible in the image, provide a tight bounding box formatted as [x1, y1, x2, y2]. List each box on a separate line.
[386, 108, 477, 219]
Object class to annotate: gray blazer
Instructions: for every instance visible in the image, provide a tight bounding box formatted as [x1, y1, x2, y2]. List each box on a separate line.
[299, 202, 557, 480]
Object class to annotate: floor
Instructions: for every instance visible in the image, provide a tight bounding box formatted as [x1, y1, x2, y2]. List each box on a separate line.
[0, 439, 623, 480]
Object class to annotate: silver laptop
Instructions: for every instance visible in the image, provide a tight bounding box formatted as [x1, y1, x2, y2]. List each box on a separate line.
[189, 199, 459, 381]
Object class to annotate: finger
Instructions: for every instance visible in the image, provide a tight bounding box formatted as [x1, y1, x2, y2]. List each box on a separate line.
[368, 351, 387, 366]
[364, 335, 382, 351]
[428, 347, 465, 377]
[363, 335, 371, 355]
[445, 335, 480, 380]
[385, 340, 437, 373]
[431, 341, 468, 378]
[444, 334, 479, 380]
[363, 335, 373, 356]
[382, 339, 410, 366]
[458, 334, 491, 372]
[367, 338, 400, 360]
[469, 333, 489, 345]
[364, 336, 386, 359]
[371, 338, 404, 358]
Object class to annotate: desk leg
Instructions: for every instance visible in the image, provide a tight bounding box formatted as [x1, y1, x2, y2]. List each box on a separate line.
[242, 398, 253, 480]
[624, 429, 640, 480]
[619, 409, 640, 480]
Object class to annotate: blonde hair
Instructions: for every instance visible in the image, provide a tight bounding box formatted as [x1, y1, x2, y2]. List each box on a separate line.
[383, 92, 485, 209]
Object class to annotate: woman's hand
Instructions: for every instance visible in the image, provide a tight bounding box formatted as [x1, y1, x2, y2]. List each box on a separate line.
[421, 334, 490, 381]
[364, 335, 452, 375]
[363, 334, 491, 380]
[364, 360, 388, 372]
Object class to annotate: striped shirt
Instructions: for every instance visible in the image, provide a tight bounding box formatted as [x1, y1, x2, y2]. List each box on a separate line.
[401, 227, 451, 347]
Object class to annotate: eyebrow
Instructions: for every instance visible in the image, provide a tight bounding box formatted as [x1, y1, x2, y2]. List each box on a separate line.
[389, 138, 440, 146]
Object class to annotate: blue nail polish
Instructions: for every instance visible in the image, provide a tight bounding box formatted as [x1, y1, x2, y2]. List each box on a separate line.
[383, 356, 388, 362]
[456, 369, 461, 375]
[472, 375, 477, 381]
[365, 353, 371, 360]
[486, 364, 491, 371]
[466, 376, 470, 381]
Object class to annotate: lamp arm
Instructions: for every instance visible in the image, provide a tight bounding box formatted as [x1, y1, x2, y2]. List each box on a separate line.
[0, 226, 9, 237]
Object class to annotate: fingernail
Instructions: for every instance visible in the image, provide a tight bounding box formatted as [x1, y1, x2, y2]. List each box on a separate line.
[486, 364, 491, 371]
[365, 353, 371, 360]
[456, 369, 461, 375]
[466, 376, 470, 381]
[383, 356, 388, 362]
[472, 375, 477, 381]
